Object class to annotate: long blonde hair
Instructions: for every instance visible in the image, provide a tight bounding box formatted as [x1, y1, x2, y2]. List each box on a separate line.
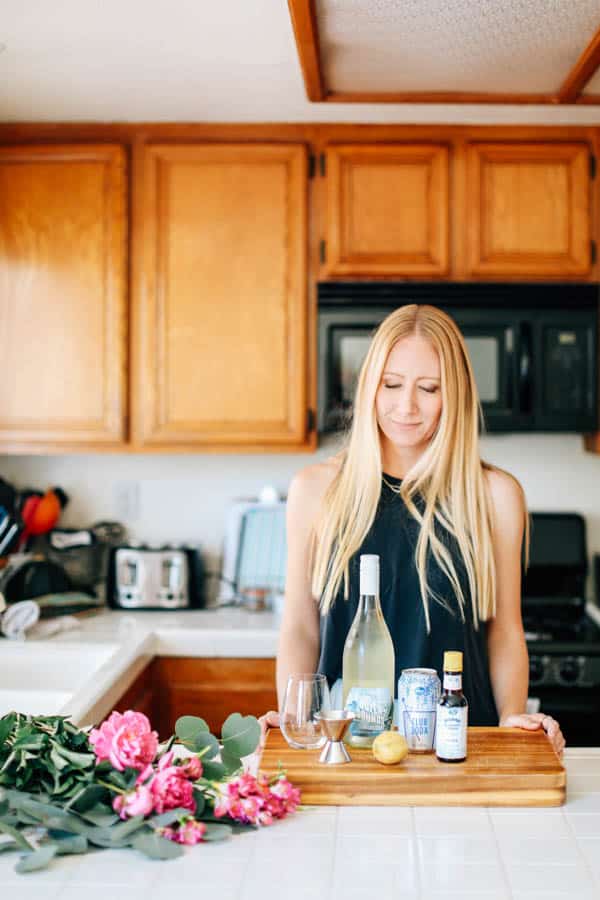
[311, 304, 526, 631]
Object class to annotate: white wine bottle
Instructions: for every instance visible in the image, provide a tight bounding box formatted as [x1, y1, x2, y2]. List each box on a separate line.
[342, 554, 395, 748]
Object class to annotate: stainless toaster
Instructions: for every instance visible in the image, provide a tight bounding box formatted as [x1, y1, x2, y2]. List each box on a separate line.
[108, 545, 205, 610]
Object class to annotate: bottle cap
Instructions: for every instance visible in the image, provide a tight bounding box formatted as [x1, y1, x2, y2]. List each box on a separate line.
[359, 554, 379, 596]
[443, 650, 463, 672]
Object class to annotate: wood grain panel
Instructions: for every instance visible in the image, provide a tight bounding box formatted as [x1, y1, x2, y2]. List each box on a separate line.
[0, 144, 127, 447]
[135, 142, 308, 447]
[154, 657, 277, 737]
[466, 142, 591, 277]
[260, 727, 566, 806]
[325, 143, 449, 276]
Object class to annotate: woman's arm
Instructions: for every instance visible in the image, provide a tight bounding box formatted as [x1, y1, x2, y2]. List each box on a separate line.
[485, 469, 565, 755]
[276, 461, 338, 706]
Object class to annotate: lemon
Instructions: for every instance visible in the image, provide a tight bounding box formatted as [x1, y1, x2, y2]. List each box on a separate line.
[372, 731, 409, 765]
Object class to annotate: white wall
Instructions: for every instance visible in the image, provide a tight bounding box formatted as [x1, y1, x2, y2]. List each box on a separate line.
[3, 433, 600, 601]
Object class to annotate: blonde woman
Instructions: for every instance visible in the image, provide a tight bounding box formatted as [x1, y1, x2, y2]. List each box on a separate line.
[270, 304, 564, 755]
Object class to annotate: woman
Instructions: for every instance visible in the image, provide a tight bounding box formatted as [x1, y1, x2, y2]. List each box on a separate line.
[272, 304, 564, 755]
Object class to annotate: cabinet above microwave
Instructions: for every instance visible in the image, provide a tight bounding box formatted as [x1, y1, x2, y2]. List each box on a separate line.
[318, 282, 598, 435]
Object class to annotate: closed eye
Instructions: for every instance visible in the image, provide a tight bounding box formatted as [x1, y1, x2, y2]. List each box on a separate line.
[420, 386, 439, 394]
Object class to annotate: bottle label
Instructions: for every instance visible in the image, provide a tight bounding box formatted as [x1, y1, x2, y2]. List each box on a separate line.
[443, 674, 462, 691]
[345, 687, 392, 735]
[436, 705, 468, 759]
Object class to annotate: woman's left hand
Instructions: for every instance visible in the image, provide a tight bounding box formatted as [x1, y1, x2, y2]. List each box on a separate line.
[500, 713, 565, 757]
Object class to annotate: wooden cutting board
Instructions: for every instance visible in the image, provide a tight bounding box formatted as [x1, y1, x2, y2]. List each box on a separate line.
[259, 727, 566, 806]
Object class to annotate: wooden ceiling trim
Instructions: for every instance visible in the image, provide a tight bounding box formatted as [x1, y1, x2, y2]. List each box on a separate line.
[287, 0, 325, 102]
[557, 25, 600, 103]
[326, 91, 559, 105]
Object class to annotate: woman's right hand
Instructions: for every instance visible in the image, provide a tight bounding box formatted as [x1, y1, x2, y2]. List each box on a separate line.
[258, 710, 280, 751]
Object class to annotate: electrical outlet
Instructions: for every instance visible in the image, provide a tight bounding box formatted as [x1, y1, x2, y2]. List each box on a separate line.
[114, 481, 140, 521]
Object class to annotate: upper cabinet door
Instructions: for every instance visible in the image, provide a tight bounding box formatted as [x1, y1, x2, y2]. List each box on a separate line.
[135, 143, 308, 448]
[324, 144, 450, 277]
[0, 144, 127, 449]
[465, 142, 592, 279]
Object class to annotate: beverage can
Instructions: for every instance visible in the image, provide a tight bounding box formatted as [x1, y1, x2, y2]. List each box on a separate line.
[398, 668, 441, 752]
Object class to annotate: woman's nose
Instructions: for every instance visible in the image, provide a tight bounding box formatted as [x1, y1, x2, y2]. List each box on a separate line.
[395, 387, 418, 414]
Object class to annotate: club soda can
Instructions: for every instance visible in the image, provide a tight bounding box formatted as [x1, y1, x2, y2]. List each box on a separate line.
[398, 668, 441, 752]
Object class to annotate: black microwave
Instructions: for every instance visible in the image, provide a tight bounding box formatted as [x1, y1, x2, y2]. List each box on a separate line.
[318, 282, 598, 434]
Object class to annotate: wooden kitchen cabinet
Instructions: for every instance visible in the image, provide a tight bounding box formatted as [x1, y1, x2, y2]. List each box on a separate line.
[133, 142, 310, 449]
[465, 142, 592, 278]
[0, 144, 127, 450]
[152, 657, 277, 738]
[323, 143, 450, 277]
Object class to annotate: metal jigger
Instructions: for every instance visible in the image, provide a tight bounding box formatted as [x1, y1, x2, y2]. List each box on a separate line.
[315, 710, 355, 764]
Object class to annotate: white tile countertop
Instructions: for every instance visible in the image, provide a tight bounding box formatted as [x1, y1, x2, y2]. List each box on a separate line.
[0, 750, 599, 900]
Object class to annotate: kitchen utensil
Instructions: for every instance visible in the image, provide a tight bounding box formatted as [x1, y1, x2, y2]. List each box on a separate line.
[280, 673, 330, 750]
[315, 710, 355, 764]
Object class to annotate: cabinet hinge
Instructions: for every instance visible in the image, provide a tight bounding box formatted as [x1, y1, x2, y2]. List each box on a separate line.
[319, 239, 326, 264]
[308, 154, 316, 178]
[591, 239, 597, 264]
[319, 153, 326, 177]
[306, 408, 316, 433]
[591, 154, 597, 180]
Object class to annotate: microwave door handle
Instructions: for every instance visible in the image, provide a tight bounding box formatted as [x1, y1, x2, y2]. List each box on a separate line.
[518, 323, 533, 414]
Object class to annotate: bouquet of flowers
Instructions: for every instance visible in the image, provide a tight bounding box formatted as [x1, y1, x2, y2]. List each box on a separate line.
[0, 708, 300, 873]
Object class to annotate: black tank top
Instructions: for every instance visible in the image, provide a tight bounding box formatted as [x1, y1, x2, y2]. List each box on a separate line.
[317, 474, 499, 726]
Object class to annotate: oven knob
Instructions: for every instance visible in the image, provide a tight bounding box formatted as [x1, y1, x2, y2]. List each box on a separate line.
[558, 656, 580, 684]
[529, 655, 545, 686]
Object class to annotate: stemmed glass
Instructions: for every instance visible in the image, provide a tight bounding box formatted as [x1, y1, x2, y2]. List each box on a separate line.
[280, 673, 330, 750]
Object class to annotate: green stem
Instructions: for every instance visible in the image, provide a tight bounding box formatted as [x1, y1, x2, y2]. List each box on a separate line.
[96, 778, 126, 796]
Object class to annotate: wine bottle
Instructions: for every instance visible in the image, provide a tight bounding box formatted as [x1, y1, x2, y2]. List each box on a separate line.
[436, 650, 468, 762]
[342, 554, 395, 748]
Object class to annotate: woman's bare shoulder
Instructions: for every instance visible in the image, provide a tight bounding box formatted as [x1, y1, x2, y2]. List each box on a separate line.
[288, 455, 342, 506]
[483, 464, 526, 531]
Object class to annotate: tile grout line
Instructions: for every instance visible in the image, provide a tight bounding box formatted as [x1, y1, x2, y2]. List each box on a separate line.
[411, 806, 423, 900]
[327, 806, 338, 900]
[561, 806, 600, 895]
[487, 807, 514, 900]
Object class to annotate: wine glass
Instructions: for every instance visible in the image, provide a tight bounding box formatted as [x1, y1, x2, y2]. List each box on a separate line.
[280, 673, 330, 749]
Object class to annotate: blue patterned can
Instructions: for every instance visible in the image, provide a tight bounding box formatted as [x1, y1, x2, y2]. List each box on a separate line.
[398, 668, 441, 752]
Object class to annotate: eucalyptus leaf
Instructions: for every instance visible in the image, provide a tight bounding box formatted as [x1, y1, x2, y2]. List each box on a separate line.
[50, 746, 69, 772]
[193, 790, 205, 818]
[77, 804, 118, 827]
[67, 784, 108, 814]
[0, 819, 35, 851]
[0, 796, 8, 817]
[175, 716, 210, 743]
[48, 833, 88, 855]
[150, 808, 197, 827]
[220, 749, 242, 776]
[132, 832, 184, 860]
[191, 731, 220, 759]
[221, 714, 261, 759]
[200, 760, 227, 781]
[15, 845, 57, 873]
[0, 839, 17, 853]
[202, 823, 233, 842]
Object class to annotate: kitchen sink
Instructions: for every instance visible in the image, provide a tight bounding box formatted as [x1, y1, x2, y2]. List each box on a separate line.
[0, 641, 120, 709]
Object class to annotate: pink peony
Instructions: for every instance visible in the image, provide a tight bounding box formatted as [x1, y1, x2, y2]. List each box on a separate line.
[157, 817, 207, 845]
[180, 756, 203, 780]
[89, 710, 158, 772]
[149, 750, 196, 815]
[112, 784, 154, 820]
[213, 773, 300, 826]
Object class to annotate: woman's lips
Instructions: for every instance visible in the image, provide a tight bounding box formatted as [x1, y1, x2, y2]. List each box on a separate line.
[390, 421, 421, 428]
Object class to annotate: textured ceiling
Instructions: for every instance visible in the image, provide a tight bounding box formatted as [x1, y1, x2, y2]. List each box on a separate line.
[1, 0, 600, 122]
[317, 0, 600, 94]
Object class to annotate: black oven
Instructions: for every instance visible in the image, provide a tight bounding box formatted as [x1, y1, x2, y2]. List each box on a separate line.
[318, 282, 598, 434]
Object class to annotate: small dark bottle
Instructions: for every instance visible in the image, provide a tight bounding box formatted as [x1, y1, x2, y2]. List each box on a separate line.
[436, 650, 468, 763]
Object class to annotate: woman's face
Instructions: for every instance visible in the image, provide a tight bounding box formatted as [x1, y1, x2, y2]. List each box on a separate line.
[375, 334, 443, 450]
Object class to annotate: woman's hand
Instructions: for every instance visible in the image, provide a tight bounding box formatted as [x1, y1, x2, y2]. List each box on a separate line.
[242, 711, 280, 777]
[500, 712, 565, 756]
[258, 710, 280, 751]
